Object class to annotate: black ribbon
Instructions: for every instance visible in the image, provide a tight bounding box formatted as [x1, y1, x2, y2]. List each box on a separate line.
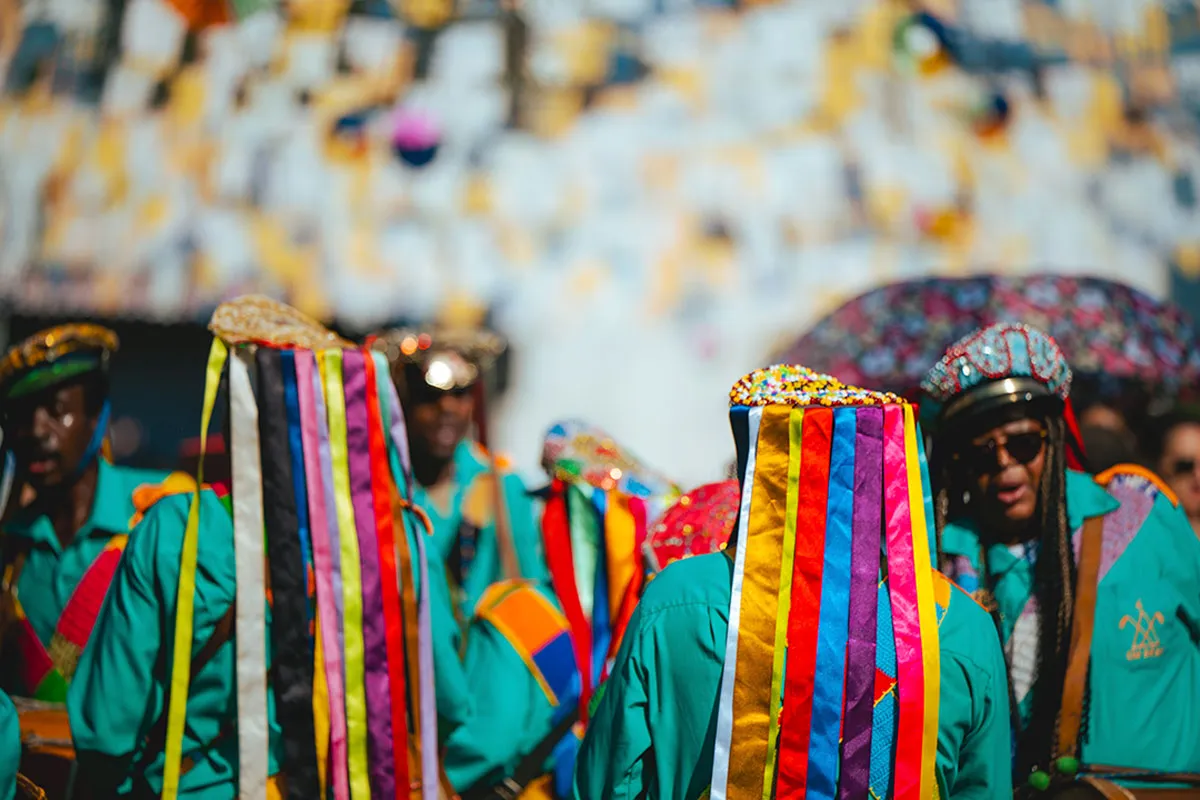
[256, 348, 319, 797]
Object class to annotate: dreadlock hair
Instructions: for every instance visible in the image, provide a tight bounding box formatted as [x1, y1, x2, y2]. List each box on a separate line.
[932, 413, 1076, 780]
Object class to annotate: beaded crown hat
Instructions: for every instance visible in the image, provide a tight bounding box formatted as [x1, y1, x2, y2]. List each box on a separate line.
[713, 365, 942, 800]
[161, 295, 442, 800]
[921, 322, 1072, 430]
[367, 298, 505, 394]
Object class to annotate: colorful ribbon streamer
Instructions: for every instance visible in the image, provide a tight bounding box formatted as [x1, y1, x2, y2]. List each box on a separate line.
[296, 350, 350, 800]
[231, 347, 270, 800]
[837, 406, 883, 800]
[380, 371, 439, 800]
[259, 349, 319, 798]
[323, 349, 371, 800]
[904, 405, 940, 799]
[162, 337, 227, 800]
[710, 405, 763, 800]
[542, 481, 592, 720]
[343, 350, 396, 799]
[775, 407, 832, 797]
[882, 405, 925, 800]
[364, 352, 412, 798]
[806, 408, 856, 799]
[761, 408, 803, 796]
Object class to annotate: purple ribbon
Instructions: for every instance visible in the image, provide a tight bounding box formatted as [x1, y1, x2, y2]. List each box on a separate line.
[838, 406, 883, 800]
[342, 350, 396, 798]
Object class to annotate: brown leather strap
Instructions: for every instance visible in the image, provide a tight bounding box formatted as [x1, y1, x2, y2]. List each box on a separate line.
[1084, 767, 1200, 786]
[143, 601, 236, 754]
[1058, 514, 1105, 759]
[1080, 777, 1138, 800]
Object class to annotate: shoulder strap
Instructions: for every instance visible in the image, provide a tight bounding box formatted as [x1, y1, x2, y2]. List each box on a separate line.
[459, 703, 581, 800]
[1057, 514, 1104, 760]
[143, 601, 237, 756]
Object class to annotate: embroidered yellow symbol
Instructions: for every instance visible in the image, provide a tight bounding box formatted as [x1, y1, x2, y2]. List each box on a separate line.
[1119, 599, 1166, 661]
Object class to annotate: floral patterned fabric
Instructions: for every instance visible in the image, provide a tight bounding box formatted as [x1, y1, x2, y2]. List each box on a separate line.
[777, 275, 1200, 393]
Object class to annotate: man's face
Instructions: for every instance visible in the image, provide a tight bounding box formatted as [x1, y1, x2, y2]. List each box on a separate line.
[9, 382, 98, 490]
[1159, 422, 1200, 521]
[962, 416, 1048, 532]
[407, 382, 475, 462]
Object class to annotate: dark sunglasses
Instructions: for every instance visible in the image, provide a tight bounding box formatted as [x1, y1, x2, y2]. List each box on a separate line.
[957, 430, 1047, 474]
[1170, 458, 1198, 478]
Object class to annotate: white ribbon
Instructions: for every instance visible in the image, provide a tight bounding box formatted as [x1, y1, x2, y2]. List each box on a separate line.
[709, 406, 763, 800]
[230, 348, 269, 799]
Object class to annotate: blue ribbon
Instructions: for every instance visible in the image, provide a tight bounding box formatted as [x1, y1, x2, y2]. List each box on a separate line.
[281, 351, 316, 638]
[807, 407, 857, 798]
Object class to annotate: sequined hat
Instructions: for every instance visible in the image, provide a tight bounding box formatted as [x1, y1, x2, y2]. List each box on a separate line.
[921, 322, 1072, 430]
[542, 419, 678, 502]
[0, 324, 119, 401]
[716, 364, 942, 800]
[644, 480, 738, 572]
[367, 327, 505, 393]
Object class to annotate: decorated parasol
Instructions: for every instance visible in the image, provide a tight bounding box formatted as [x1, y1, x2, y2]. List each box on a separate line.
[773, 274, 1200, 395]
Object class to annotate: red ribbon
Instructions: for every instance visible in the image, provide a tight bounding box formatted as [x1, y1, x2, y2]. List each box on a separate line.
[542, 480, 592, 720]
[1062, 397, 1086, 471]
[775, 408, 833, 795]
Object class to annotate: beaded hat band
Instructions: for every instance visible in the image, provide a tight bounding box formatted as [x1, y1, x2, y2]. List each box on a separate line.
[0, 324, 119, 401]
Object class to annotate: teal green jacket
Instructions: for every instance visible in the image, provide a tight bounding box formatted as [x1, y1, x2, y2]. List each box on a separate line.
[941, 469, 1200, 774]
[412, 440, 548, 616]
[2, 460, 168, 650]
[0, 691, 16, 800]
[67, 489, 473, 798]
[573, 552, 1012, 799]
[443, 584, 564, 793]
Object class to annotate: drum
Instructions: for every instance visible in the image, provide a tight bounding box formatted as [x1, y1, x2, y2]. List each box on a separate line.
[14, 699, 82, 800]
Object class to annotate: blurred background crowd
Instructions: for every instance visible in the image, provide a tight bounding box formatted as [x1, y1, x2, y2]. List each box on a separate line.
[2, 0, 1200, 493]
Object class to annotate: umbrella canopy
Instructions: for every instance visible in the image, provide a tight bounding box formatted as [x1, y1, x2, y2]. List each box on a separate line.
[774, 274, 1200, 394]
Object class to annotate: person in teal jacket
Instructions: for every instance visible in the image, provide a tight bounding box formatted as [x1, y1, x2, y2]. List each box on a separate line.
[0, 324, 168, 698]
[69, 486, 474, 796]
[369, 327, 547, 617]
[924, 322, 1200, 789]
[574, 365, 1012, 799]
[68, 298, 478, 798]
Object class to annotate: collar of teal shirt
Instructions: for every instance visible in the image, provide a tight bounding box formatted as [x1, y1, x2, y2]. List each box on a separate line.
[940, 470, 1120, 578]
[4, 460, 132, 555]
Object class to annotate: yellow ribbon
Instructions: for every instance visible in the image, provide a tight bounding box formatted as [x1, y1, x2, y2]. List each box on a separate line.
[604, 494, 637, 623]
[162, 338, 227, 800]
[903, 405, 940, 799]
[314, 614, 330, 797]
[322, 349, 371, 800]
[761, 408, 803, 796]
[728, 405, 791, 796]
